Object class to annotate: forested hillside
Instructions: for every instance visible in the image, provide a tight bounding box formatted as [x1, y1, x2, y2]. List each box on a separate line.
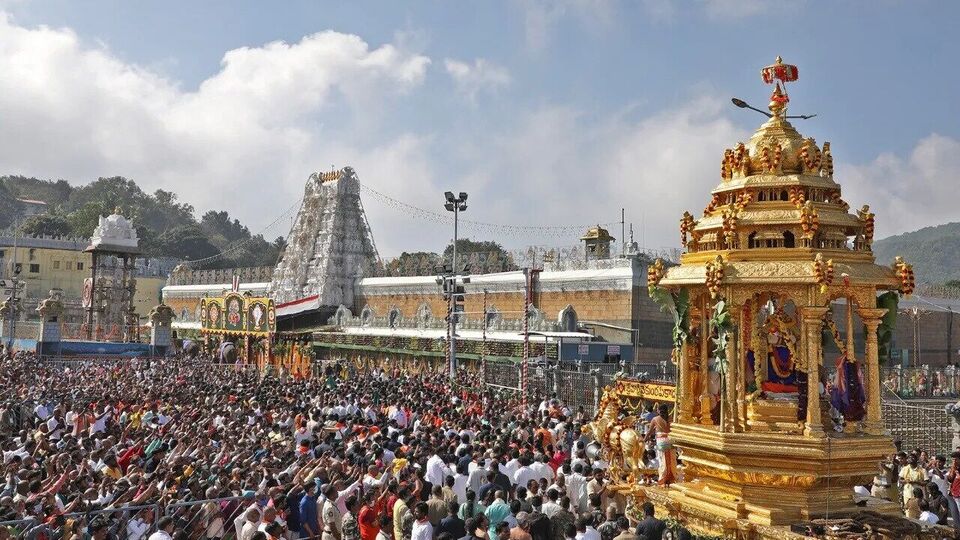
[0, 175, 284, 269]
[873, 222, 960, 285]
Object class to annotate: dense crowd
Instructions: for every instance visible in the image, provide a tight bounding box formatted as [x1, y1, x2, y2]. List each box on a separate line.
[2, 351, 958, 540]
[0, 354, 681, 540]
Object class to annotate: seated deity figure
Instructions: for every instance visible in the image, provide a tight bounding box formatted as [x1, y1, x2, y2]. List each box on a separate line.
[747, 310, 799, 395]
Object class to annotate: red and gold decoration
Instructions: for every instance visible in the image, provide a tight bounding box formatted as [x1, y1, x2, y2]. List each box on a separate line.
[893, 256, 916, 296]
[704, 255, 724, 299]
[812, 253, 834, 293]
[679, 211, 696, 248]
[799, 200, 819, 239]
[619, 57, 908, 539]
[201, 293, 276, 336]
[857, 204, 876, 248]
[647, 258, 667, 291]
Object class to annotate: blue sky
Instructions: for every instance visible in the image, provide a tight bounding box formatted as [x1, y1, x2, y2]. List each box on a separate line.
[1, 1, 958, 257]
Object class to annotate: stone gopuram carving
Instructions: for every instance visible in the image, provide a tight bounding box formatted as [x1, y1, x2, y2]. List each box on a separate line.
[270, 167, 379, 308]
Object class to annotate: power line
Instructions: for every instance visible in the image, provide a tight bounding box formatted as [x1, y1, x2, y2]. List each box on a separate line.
[182, 197, 303, 268]
[358, 182, 618, 237]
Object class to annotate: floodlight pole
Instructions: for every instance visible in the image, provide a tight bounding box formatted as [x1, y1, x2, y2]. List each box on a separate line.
[444, 191, 468, 379]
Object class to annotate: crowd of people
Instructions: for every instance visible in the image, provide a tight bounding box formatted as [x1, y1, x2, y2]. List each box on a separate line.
[869, 448, 960, 528]
[3, 350, 958, 540]
[0, 353, 683, 540]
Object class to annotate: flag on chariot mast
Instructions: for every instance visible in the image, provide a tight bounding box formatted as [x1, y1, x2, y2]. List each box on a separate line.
[232, 275, 240, 292]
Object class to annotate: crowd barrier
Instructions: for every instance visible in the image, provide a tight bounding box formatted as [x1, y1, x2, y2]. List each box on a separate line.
[164, 496, 249, 539]
[0, 503, 161, 539]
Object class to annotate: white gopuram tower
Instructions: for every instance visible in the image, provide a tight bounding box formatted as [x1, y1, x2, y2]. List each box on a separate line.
[270, 167, 379, 312]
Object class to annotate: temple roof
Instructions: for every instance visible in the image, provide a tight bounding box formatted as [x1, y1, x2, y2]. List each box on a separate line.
[659, 56, 906, 293]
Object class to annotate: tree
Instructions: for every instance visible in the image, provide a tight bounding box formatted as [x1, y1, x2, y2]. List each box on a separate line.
[66, 201, 111, 239]
[0, 176, 72, 207]
[442, 238, 517, 272]
[155, 224, 219, 261]
[19, 214, 72, 237]
[389, 251, 442, 276]
[0, 183, 21, 229]
[200, 210, 250, 245]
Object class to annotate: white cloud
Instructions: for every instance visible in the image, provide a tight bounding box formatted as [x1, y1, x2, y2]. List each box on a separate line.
[0, 13, 432, 252]
[442, 96, 748, 252]
[839, 133, 960, 239]
[514, 0, 616, 52]
[444, 58, 511, 103]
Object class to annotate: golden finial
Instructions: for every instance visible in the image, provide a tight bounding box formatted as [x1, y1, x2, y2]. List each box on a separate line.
[114, 206, 123, 216]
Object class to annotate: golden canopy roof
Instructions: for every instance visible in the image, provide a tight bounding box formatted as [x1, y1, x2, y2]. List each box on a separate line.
[660, 57, 904, 294]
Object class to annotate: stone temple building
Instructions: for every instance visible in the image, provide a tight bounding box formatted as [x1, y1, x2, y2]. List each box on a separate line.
[162, 166, 960, 368]
[162, 167, 676, 366]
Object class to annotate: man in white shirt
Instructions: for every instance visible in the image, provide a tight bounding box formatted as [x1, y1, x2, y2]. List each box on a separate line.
[566, 464, 589, 513]
[126, 508, 153, 540]
[453, 469, 470, 504]
[501, 451, 521, 481]
[513, 456, 537, 489]
[530, 454, 555, 484]
[467, 455, 487, 494]
[426, 452, 452, 488]
[411, 502, 433, 540]
[574, 517, 601, 540]
[541, 489, 563, 518]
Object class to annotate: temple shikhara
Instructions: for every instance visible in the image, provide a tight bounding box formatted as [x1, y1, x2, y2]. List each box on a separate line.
[628, 57, 919, 537]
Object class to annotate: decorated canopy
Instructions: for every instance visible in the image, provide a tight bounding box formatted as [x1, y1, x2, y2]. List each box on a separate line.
[637, 57, 915, 536]
[200, 292, 276, 337]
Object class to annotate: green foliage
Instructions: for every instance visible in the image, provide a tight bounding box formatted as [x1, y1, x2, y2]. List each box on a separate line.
[710, 300, 732, 375]
[876, 291, 899, 365]
[19, 214, 72, 237]
[873, 222, 960, 285]
[648, 285, 691, 354]
[1, 175, 282, 268]
[0, 182, 22, 229]
[0, 176, 72, 207]
[443, 238, 518, 272]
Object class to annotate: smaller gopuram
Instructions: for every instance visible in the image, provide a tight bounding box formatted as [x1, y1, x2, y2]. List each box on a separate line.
[84, 207, 140, 342]
[644, 57, 919, 536]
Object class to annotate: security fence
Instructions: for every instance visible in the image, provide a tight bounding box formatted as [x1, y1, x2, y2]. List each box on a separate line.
[882, 398, 955, 457]
[482, 359, 958, 455]
[0, 504, 161, 539]
[882, 365, 960, 398]
[483, 360, 677, 416]
[165, 496, 250, 539]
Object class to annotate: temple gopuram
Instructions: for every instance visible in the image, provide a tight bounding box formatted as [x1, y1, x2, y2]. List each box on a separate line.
[632, 58, 930, 538]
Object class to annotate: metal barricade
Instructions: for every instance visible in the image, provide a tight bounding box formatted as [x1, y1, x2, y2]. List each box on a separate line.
[0, 518, 42, 539]
[61, 503, 161, 540]
[484, 359, 522, 390]
[882, 400, 953, 456]
[165, 496, 250, 539]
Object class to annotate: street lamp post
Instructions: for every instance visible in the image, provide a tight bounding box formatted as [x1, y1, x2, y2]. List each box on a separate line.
[443, 191, 468, 379]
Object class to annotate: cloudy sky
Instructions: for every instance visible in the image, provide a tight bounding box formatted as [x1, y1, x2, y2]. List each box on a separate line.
[0, 1, 958, 257]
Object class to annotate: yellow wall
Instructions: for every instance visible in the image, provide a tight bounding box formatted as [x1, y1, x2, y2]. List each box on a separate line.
[0, 246, 90, 299]
[0, 246, 166, 318]
[134, 277, 166, 318]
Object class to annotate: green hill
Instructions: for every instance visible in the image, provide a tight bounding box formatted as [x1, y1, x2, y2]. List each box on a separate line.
[0, 175, 285, 270]
[873, 222, 960, 285]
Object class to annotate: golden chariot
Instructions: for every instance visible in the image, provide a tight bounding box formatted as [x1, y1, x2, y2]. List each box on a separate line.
[587, 58, 949, 539]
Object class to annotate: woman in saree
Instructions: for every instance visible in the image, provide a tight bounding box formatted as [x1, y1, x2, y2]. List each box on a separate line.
[645, 404, 677, 486]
